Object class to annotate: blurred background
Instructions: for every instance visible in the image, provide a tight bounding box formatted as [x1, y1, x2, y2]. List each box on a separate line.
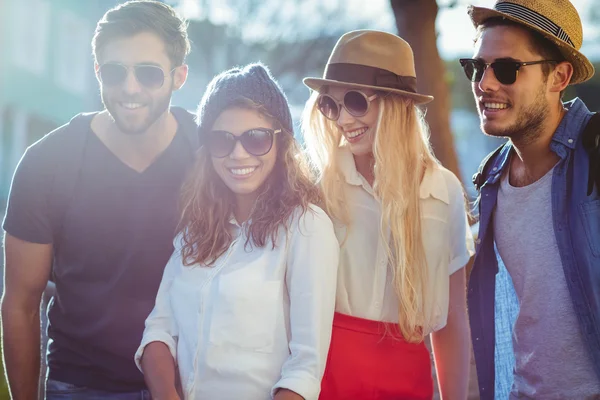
[0, 0, 598, 398]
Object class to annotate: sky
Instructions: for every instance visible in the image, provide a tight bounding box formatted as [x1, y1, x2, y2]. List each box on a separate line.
[174, 0, 600, 60]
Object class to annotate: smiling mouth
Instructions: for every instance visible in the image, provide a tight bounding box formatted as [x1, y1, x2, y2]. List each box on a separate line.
[119, 102, 145, 110]
[345, 127, 368, 140]
[228, 166, 257, 177]
[482, 102, 510, 111]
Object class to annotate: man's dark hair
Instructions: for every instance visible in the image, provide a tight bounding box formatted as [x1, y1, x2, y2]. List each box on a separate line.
[92, 0, 190, 67]
[476, 17, 566, 79]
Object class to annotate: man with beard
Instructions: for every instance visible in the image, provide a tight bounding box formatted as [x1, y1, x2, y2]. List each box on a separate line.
[460, 0, 600, 399]
[1, 1, 195, 398]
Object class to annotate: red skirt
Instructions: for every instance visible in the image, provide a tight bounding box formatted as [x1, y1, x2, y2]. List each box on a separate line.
[319, 312, 433, 400]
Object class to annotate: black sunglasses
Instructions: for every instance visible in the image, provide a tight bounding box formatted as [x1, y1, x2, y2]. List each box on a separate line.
[459, 58, 559, 85]
[98, 63, 175, 89]
[317, 90, 378, 121]
[206, 128, 281, 158]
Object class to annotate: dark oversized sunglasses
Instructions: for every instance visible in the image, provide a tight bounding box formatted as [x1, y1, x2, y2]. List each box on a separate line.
[317, 90, 378, 121]
[206, 128, 281, 158]
[98, 63, 175, 89]
[459, 58, 559, 85]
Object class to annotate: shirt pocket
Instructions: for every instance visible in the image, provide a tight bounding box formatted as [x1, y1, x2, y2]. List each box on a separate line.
[420, 200, 451, 264]
[579, 199, 600, 257]
[209, 274, 281, 353]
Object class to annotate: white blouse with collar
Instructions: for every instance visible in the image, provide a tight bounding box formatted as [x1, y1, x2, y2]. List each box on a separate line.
[135, 205, 339, 400]
[334, 146, 475, 334]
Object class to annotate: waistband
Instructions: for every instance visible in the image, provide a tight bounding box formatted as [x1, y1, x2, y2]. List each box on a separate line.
[332, 312, 405, 337]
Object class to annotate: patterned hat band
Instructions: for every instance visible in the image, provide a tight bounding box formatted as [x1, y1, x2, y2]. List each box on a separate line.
[495, 2, 575, 47]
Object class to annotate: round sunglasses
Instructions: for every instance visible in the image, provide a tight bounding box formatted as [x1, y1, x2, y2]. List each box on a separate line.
[459, 58, 559, 85]
[206, 128, 281, 158]
[98, 63, 175, 89]
[317, 90, 378, 121]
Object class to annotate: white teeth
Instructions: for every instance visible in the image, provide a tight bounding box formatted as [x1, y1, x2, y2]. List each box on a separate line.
[346, 127, 368, 138]
[484, 102, 508, 110]
[230, 167, 257, 176]
[121, 103, 143, 109]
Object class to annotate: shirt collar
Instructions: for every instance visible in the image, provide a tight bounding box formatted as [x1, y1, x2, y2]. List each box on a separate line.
[338, 146, 365, 187]
[228, 215, 247, 232]
[337, 146, 449, 204]
[552, 98, 593, 150]
[483, 98, 593, 186]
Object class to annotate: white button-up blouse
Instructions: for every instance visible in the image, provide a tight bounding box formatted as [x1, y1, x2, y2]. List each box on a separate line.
[135, 205, 339, 400]
[334, 147, 475, 334]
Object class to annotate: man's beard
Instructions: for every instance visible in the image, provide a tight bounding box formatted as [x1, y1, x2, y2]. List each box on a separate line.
[102, 86, 173, 135]
[482, 86, 550, 146]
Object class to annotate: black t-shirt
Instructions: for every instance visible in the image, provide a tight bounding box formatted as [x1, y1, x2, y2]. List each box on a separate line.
[3, 120, 195, 391]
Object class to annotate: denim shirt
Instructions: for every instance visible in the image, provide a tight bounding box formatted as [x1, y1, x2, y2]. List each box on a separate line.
[468, 98, 600, 400]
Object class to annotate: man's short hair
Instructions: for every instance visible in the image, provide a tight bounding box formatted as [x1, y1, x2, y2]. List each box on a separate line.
[92, 0, 190, 67]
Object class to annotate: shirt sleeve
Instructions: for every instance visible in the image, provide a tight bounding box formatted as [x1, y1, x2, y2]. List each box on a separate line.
[446, 171, 476, 275]
[134, 237, 182, 372]
[2, 144, 54, 244]
[272, 206, 339, 400]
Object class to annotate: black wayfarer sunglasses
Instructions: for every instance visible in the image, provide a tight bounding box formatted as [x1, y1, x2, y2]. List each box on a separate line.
[459, 58, 559, 85]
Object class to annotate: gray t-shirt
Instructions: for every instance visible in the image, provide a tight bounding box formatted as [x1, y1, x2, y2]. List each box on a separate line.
[494, 164, 600, 399]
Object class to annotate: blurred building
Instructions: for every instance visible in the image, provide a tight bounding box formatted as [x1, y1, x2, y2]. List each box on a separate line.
[0, 0, 117, 204]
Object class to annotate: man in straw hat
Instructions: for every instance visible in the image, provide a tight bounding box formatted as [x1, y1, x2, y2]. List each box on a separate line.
[460, 0, 600, 399]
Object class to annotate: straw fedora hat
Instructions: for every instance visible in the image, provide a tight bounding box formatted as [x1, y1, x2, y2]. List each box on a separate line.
[303, 30, 434, 104]
[468, 0, 595, 84]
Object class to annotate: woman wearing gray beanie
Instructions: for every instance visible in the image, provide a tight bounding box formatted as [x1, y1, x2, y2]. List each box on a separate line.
[136, 63, 339, 400]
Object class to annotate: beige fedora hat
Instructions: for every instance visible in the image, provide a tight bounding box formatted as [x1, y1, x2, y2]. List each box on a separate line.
[303, 30, 434, 104]
[468, 0, 595, 84]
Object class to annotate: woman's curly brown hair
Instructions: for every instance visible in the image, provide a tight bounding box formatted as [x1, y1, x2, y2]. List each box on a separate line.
[178, 98, 321, 266]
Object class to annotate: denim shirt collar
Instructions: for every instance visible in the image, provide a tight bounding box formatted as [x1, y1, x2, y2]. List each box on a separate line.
[552, 98, 592, 150]
[483, 98, 591, 187]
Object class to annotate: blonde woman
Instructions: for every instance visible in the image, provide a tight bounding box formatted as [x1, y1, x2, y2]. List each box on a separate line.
[136, 63, 339, 400]
[302, 30, 475, 400]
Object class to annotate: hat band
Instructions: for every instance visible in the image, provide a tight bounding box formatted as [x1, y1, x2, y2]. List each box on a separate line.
[495, 2, 574, 47]
[324, 63, 417, 93]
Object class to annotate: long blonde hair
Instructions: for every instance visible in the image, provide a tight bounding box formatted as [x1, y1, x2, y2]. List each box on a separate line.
[179, 98, 320, 266]
[302, 90, 439, 342]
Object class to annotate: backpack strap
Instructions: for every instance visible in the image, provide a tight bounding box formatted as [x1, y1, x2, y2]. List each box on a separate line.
[472, 143, 507, 192]
[45, 112, 96, 281]
[171, 106, 199, 151]
[582, 112, 600, 196]
[49, 113, 97, 245]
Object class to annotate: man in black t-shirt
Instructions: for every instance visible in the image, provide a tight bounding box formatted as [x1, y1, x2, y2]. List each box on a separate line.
[1, 2, 196, 398]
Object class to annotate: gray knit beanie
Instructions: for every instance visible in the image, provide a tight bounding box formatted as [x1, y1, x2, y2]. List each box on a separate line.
[196, 63, 293, 143]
